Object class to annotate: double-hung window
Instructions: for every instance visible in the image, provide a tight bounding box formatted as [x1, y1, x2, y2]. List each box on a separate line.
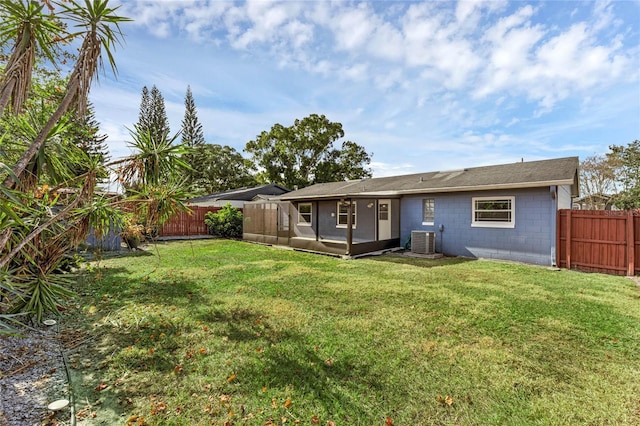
[337, 201, 356, 228]
[297, 203, 312, 225]
[472, 196, 515, 228]
[422, 198, 435, 225]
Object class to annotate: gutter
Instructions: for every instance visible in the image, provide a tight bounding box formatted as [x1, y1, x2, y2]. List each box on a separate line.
[279, 179, 576, 201]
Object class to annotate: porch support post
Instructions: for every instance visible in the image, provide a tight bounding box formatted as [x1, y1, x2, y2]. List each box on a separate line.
[346, 198, 353, 256]
[315, 201, 319, 241]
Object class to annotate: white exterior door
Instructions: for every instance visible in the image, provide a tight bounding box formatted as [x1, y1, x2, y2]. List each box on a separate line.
[378, 199, 391, 240]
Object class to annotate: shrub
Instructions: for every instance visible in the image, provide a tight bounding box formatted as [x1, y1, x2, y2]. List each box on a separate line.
[121, 216, 145, 250]
[204, 204, 243, 239]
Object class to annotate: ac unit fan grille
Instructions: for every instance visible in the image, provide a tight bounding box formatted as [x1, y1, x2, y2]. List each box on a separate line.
[411, 231, 435, 254]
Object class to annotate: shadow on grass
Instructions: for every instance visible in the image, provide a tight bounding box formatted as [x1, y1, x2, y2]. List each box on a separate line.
[79, 247, 156, 260]
[369, 253, 475, 268]
[249, 343, 385, 421]
[194, 306, 384, 421]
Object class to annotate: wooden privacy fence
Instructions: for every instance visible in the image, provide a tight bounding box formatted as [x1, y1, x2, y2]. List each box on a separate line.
[160, 206, 221, 237]
[557, 209, 640, 276]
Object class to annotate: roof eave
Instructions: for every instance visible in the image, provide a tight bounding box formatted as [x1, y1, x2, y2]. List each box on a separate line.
[280, 179, 576, 201]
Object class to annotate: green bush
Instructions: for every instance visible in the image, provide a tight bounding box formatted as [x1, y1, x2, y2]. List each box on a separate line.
[204, 203, 243, 239]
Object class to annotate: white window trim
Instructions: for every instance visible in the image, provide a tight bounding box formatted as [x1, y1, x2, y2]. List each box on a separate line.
[471, 196, 515, 229]
[297, 202, 312, 226]
[422, 198, 435, 225]
[336, 201, 357, 228]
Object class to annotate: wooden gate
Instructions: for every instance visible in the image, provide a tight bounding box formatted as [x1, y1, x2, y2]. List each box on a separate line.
[557, 209, 640, 276]
[160, 206, 221, 237]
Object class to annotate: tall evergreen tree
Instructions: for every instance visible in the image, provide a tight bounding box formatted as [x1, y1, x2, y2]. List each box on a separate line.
[68, 102, 110, 177]
[137, 85, 151, 131]
[136, 84, 170, 142]
[149, 85, 170, 141]
[181, 85, 205, 147]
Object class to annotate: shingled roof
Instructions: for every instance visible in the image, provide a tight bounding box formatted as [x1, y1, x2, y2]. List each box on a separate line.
[189, 184, 290, 204]
[280, 157, 579, 200]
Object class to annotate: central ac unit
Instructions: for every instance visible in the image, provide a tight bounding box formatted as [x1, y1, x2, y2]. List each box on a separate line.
[411, 231, 435, 254]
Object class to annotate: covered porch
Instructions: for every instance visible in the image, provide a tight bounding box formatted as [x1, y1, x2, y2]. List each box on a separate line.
[243, 197, 401, 257]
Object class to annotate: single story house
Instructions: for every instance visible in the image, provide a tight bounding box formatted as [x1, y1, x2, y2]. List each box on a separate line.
[572, 193, 618, 210]
[243, 157, 579, 266]
[159, 184, 290, 238]
[188, 184, 290, 208]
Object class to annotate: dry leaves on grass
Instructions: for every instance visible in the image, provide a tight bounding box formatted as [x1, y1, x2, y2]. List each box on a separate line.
[437, 395, 454, 406]
[125, 414, 146, 426]
[76, 405, 97, 420]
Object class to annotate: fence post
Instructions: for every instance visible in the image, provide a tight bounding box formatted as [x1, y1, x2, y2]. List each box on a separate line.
[565, 209, 572, 270]
[627, 211, 635, 276]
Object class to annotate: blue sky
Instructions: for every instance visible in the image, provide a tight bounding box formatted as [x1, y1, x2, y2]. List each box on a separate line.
[89, 0, 640, 178]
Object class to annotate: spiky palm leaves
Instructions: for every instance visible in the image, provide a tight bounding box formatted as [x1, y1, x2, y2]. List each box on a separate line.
[0, 1, 130, 328]
[5, 0, 130, 191]
[0, 0, 63, 116]
[118, 126, 192, 237]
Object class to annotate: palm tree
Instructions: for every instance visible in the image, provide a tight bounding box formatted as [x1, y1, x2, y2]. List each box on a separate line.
[120, 125, 189, 189]
[0, 1, 129, 330]
[0, 0, 63, 116]
[5, 0, 130, 190]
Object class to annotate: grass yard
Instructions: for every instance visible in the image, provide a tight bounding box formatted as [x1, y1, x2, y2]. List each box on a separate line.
[62, 240, 640, 425]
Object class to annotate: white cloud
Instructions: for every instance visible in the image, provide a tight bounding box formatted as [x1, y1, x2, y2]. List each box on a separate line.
[90, 0, 638, 175]
[331, 4, 377, 52]
[340, 63, 369, 82]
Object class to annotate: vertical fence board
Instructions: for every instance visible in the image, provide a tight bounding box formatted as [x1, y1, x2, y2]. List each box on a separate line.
[160, 206, 236, 237]
[635, 214, 640, 275]
[558, 209, 638, 276]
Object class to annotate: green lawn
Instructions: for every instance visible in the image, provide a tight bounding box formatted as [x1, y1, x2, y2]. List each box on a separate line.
[63, 240, 640, 425]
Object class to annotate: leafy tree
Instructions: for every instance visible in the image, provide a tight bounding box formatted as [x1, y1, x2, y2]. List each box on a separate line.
[204, 203, 243, 239]
[610, 140, 640, 209]
[181, 85, 205, 147]
[245, 114, 372, 189]
[188, 143, 257, 194]
[579, 154, 620, 209]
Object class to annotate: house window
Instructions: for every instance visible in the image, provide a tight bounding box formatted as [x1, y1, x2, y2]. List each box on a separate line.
[337, 201, 356, 228]
[298, 203, 312, 225]
[422, 198, 435, 224]
[472, 196, 515, 228]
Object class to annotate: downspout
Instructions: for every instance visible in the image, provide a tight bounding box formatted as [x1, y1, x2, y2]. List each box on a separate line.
[550, 185, 557, 266]
[346, 198, 353, 256]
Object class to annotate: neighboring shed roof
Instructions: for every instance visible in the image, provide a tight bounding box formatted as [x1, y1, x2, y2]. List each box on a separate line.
[189, 184, 290, 204]
[280, 157, 579, 201]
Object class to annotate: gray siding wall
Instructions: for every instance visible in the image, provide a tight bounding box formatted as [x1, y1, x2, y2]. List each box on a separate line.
[400, 188, 556, 265]
[291, 202, 316, 239]
[317, 199, 377, 242]
[391, 199, 401, 239]
[557, 184, 573, 209]
[291, 199, 378, 242]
